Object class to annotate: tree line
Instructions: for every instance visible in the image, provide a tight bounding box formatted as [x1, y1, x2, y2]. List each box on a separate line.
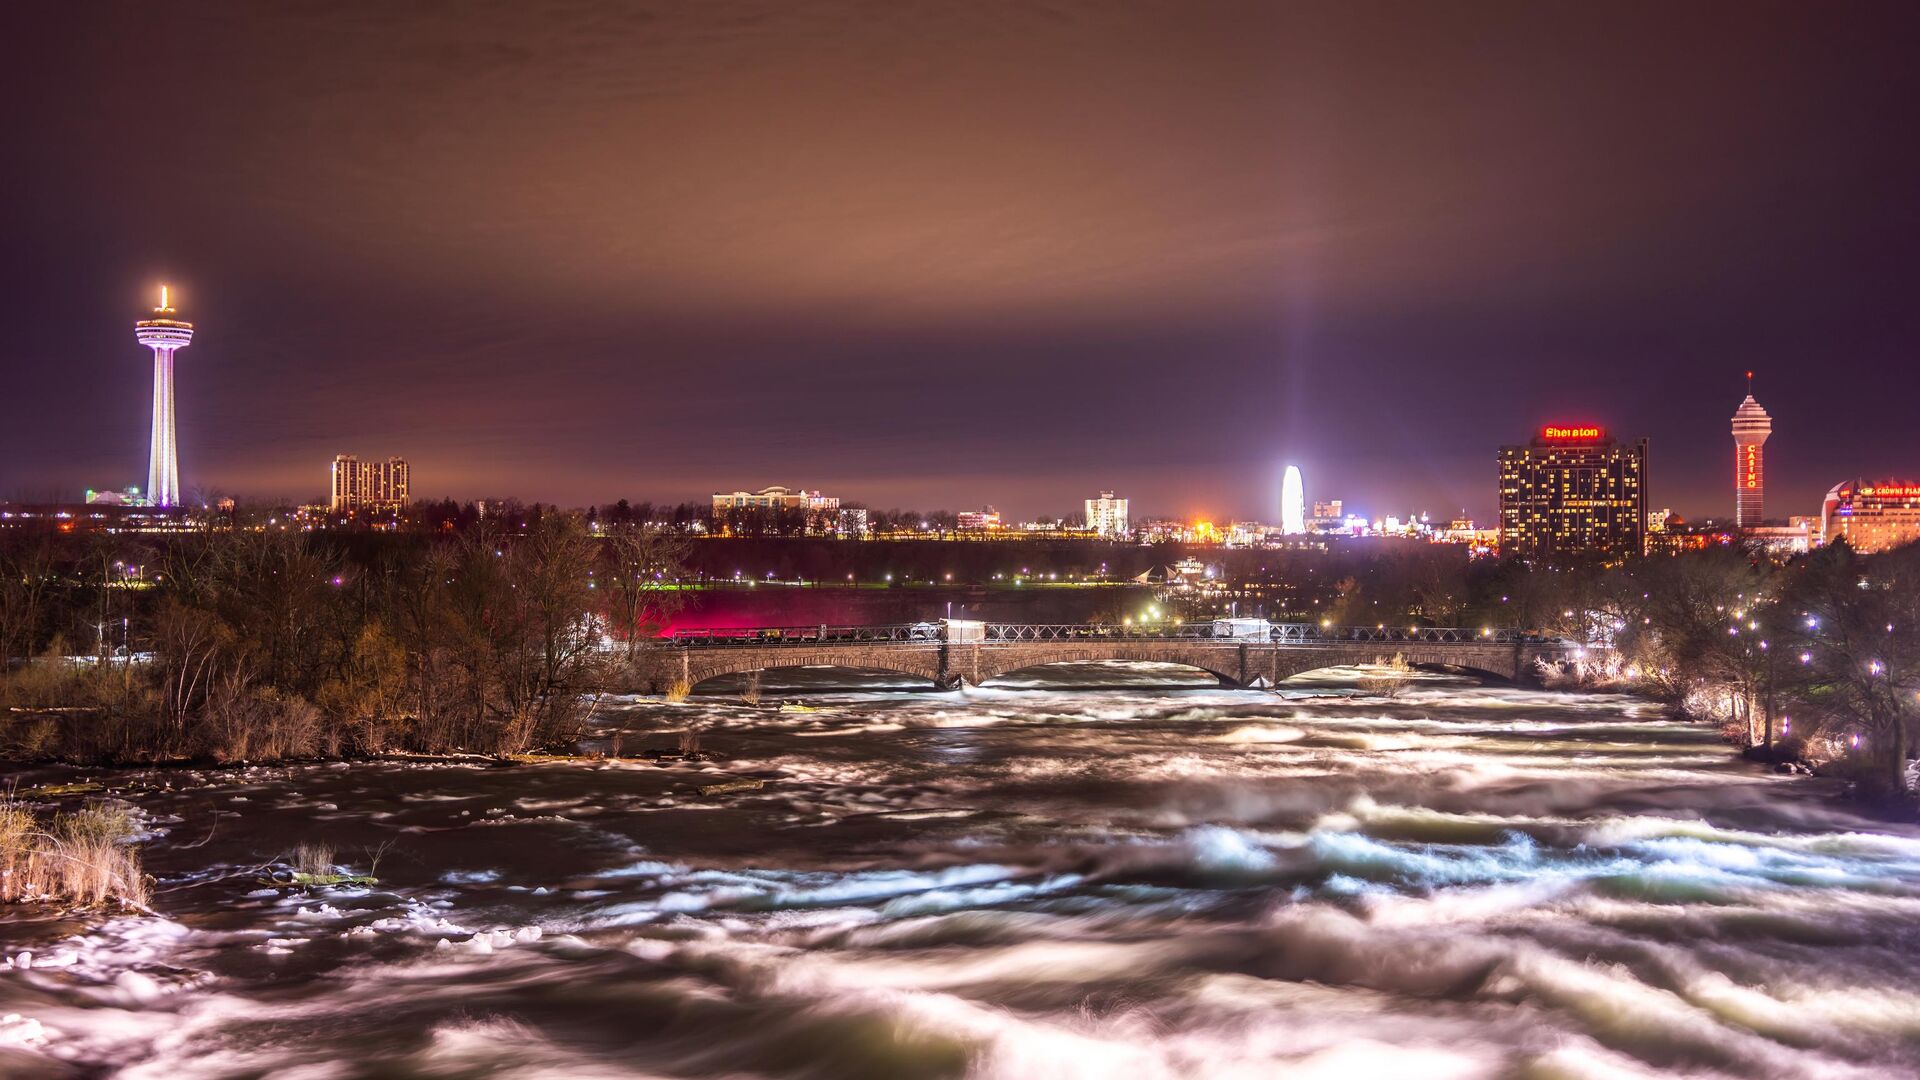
[2, 520, 1915, 800]
[0, 516, 688, 762]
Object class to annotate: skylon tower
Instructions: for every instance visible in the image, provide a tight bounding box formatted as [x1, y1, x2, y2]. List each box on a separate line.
[135, 286, 192, 507]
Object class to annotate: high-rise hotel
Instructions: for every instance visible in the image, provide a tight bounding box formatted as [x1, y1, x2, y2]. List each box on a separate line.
[1498, 425, 1648, 558]
[1085, 491, 1129, 539]
[330, 454, 410, 512]
[1821, 482, 1920, 553]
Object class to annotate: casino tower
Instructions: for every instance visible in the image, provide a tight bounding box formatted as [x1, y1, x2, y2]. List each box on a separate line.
[1731, 373, 1772, 529]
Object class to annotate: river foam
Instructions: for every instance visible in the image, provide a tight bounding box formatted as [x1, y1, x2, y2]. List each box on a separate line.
[3, 668, 1916, 1077]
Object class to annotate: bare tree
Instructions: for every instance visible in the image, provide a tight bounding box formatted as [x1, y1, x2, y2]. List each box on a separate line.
[0, 537, 57, 663]
[602, 524, 691, 662]
[1779, 541, 1920, 796]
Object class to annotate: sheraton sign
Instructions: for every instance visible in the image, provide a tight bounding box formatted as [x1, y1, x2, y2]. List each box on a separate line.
[1539, 425, 1605, 442]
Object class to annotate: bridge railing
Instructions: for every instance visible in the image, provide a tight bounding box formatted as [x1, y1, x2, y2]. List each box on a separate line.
[666, 622, 1582, 648]
[986, 622, 1214, 641]
[668, 623, 940, 646]
[984, 623, 1566, 645]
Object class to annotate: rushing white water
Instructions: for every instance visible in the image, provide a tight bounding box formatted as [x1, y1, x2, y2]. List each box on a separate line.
[4, 664, 1919, 1079]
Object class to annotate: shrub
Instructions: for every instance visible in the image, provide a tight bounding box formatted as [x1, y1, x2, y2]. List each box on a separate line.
[0, 799, 150, 910]
[1358, 653, 1414, 699]
[293, 843, 336, 878]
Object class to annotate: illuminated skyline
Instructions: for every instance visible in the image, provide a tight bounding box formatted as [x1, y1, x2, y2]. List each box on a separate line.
[3, 5, 1919, 519]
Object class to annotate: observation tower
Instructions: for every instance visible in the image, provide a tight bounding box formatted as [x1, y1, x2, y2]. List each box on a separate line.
[135, 286, 193, 507]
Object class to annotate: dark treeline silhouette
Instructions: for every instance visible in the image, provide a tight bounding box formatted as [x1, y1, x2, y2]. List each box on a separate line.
[2, 518, 1914, 799]
[0, 516, 688, 762]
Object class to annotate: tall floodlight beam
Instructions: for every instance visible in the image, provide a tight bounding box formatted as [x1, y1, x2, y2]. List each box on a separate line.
[1730, 372, 1771, 529]
[135, 286, 193, 507]
[1281, 465, 1306, 534]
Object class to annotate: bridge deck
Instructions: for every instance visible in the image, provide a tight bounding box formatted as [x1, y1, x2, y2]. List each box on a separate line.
[650, 623, 1593, 692]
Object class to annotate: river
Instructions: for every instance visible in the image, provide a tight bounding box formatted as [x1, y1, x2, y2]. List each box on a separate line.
[4, 664, 1919, 1078]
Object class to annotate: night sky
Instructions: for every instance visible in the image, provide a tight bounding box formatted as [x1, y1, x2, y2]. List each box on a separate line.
[3, 2, 1917, 522]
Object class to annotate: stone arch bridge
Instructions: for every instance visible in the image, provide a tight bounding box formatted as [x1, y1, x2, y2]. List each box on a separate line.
[654, 623, 1592, 692]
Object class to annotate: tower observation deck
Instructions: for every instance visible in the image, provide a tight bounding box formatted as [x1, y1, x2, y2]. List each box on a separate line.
[135, 286, 193, 507]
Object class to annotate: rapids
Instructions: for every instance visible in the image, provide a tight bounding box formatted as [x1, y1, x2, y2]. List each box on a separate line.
[4, 664, 1919, 1078]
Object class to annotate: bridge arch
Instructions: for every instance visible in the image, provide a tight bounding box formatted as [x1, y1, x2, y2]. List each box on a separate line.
[1268, 645, 1521, 686]
[673, 644, 949, 692]
[1272, 660, 1518, 686]
[963, 643, 1255, 686]
[687, 662, 942, 692]
[979, 657, 1241, 687]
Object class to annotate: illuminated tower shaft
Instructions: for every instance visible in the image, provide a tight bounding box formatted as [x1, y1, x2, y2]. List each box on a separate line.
[1281, 465, 1305, 534]
[1730, 373, 1771, 529]
[136, 288, 193, 507]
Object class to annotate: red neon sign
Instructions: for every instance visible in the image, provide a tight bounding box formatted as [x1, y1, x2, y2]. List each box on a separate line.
[1742, 445, 1759, 489]
[1541, 425, 1604, 441]
[1859, 485, 1920, 498]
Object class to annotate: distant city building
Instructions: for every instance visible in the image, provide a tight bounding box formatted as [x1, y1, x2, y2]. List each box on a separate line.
[1821, 481, 1920, 553]
[0, 501, 191, 534]
[1744, 522, 1812, 557]
[711, 486, 839, 514]
[1647, 520, 1719, 555]
[1309, 500, 1343, 529]
[85, 486, 145, 507]
[1647, 508, 1674, 534]
[711, 486, 845, 535]
[956, 507, 1002, 530]
[1731, 375, 1772, 528]
[1085, 491, 1129, 538]
[135, 286, 193, 507]
[1227, 521, 1279, 547]
[330, 455, 410, 512]
[1281, 466, 1306, 534]
[1498, 425, 1649, 558]
[1134, 518, 1188, 543]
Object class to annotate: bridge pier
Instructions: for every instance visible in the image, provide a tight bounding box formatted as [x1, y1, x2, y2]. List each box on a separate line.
[935, 643, 964, 690]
